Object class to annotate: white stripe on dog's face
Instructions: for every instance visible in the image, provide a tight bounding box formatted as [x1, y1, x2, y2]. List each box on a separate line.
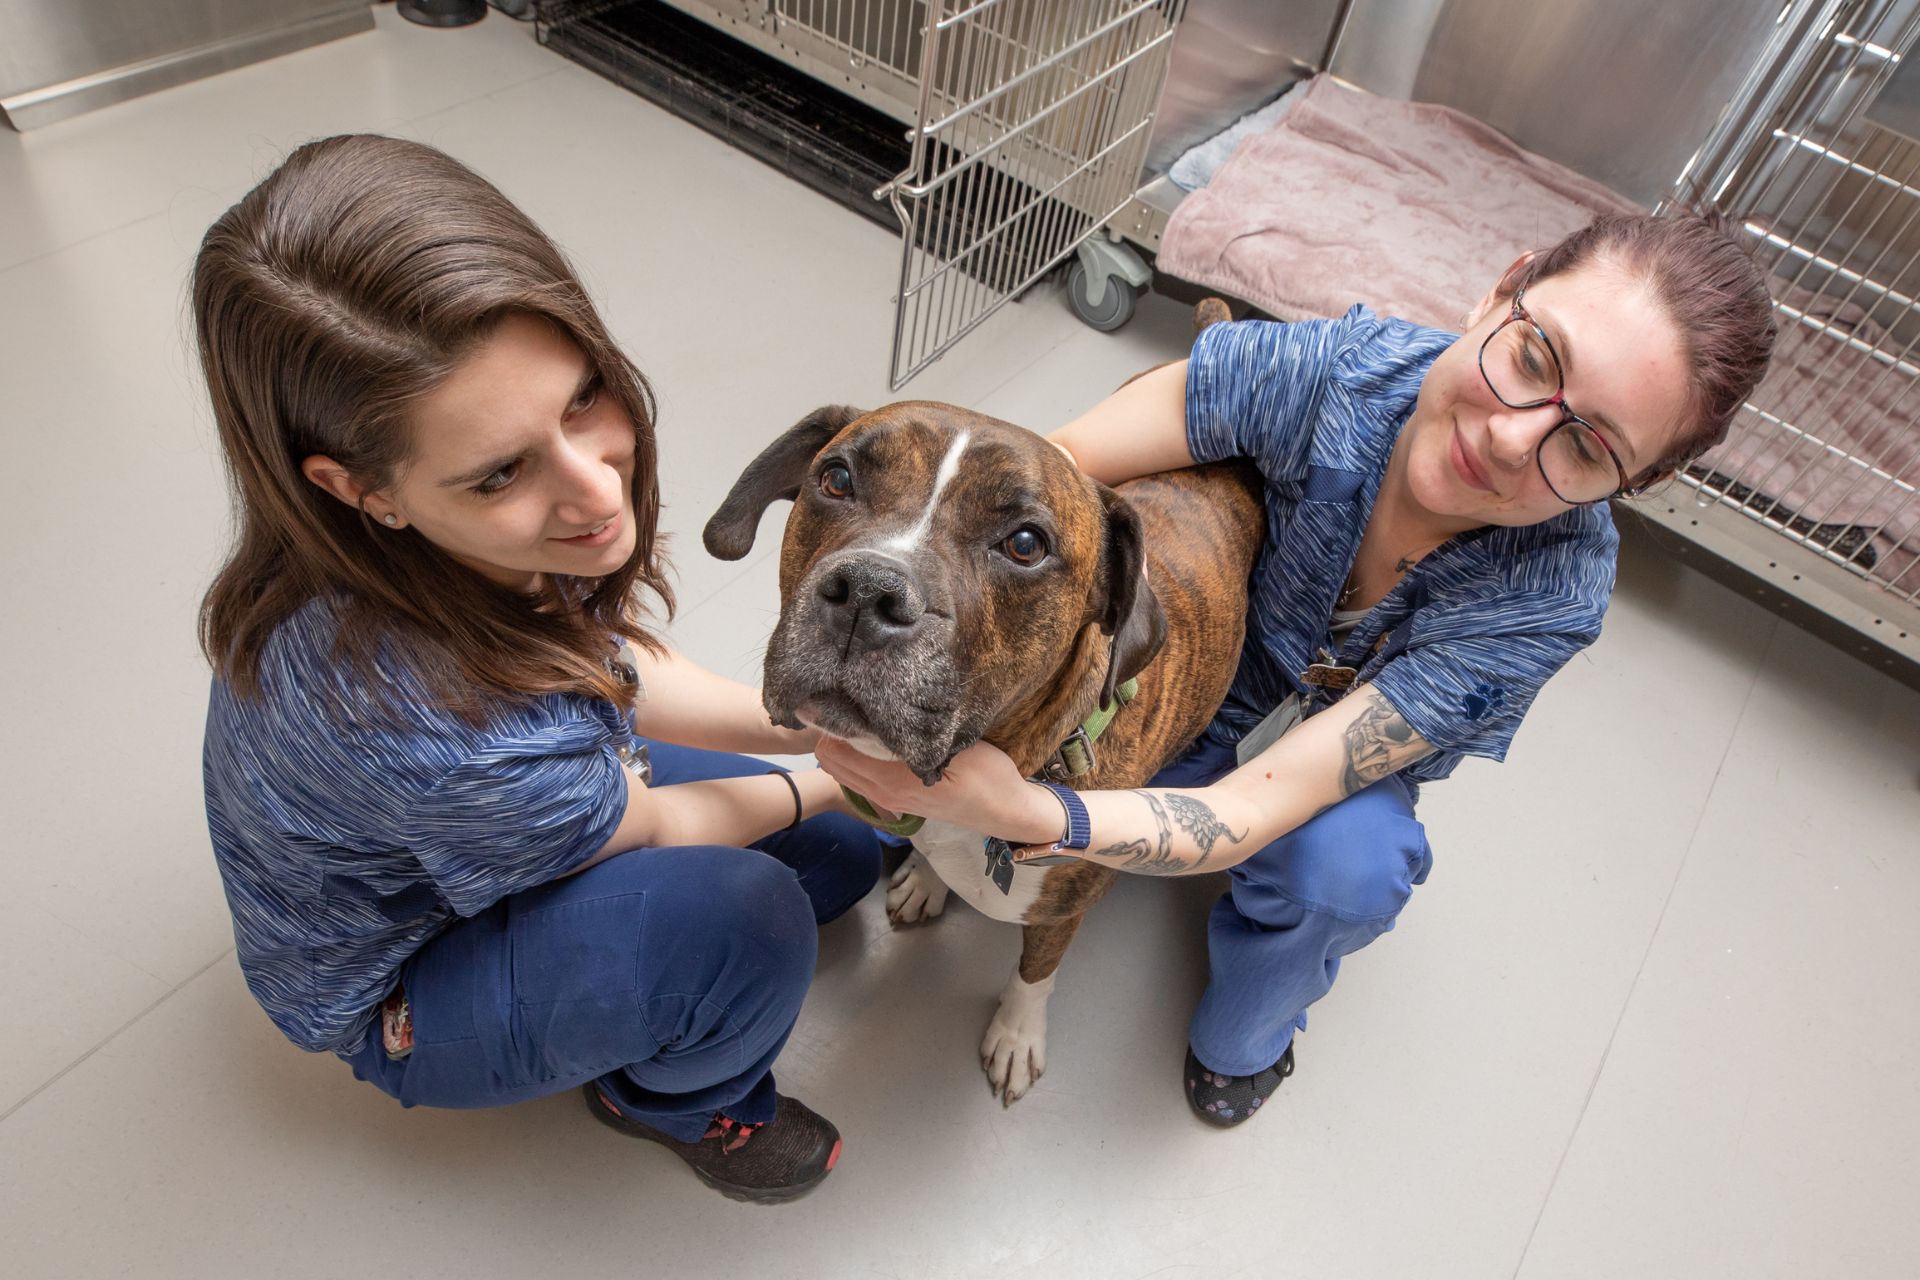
[879, 429, 970, 555]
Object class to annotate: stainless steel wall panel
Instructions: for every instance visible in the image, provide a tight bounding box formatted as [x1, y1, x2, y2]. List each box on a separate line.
[1326, 0, 1789, 208]
[1144, 0, 1344, 174]
[1328, 0, 1444, 101]
[0, 0, 371, 130]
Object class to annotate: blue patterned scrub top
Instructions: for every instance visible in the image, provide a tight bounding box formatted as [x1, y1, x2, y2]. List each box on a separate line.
[202, 597, 632, 1054]
[1185, 308, 1620, 783]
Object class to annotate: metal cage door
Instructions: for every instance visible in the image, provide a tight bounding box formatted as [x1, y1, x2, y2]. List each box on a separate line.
[1674, 0, 1920, 605]
[881, 0, 1187, 388]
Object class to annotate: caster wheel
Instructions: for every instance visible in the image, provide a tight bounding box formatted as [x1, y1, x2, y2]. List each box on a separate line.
[1067, 259, 1138, 332]
[399, 0, 486, 28]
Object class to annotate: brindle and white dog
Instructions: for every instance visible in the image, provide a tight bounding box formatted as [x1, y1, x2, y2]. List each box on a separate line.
[704, 364, 1263, 1103]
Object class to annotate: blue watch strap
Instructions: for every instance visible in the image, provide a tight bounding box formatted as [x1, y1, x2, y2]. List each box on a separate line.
[1033, 781, 1092, 850]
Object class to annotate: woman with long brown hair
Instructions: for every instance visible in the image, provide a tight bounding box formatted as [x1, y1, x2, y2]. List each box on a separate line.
[196, 133, 879, 1203]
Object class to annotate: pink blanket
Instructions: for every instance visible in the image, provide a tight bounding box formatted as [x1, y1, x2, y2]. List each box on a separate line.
[1157, 76, 1639, 329]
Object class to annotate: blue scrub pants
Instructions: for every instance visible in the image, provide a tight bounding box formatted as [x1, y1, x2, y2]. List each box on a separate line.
[341, 739, 886, 1142]
[1150, 730, 1434, 1077]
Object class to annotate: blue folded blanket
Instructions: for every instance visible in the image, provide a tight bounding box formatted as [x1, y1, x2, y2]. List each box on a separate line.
[1168, 81, 1304, 192]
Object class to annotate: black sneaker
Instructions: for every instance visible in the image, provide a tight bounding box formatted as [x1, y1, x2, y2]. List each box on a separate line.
[584, 1083, 842, 1203]
[1183, 1044, 1293, 1128]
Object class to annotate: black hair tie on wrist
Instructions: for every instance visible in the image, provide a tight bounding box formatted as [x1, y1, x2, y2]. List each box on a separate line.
[767, 769, 803, 831]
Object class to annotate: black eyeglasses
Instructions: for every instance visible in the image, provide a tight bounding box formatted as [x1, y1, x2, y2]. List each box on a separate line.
[1477, 286, 1637, 504]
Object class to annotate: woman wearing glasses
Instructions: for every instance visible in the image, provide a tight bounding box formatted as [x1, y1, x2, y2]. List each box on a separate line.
[819, 211, 1776, 1126]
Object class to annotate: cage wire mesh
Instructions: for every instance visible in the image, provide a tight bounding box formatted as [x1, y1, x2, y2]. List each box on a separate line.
[1677, 0, 1920, 603]
[881, 0, 1186, 388]
[773, 0, 927, 84]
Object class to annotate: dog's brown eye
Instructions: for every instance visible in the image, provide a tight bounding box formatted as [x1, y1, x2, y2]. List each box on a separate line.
[1002, 527, 1048, 565]
[819, 463, 853, 499]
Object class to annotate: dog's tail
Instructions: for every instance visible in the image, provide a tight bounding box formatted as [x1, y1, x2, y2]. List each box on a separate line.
[1193, 296, 1233, 335]
[1112, 297, 1237, 394]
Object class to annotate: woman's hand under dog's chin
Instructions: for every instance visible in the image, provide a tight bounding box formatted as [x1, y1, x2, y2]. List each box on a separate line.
[816, 736, 1060, 843]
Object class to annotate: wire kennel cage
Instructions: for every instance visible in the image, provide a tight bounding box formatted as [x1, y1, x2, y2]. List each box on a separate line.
[879, 0, 1187, 386]
[539, 0, 1187, 387]
[1654, 0, 1920, 682]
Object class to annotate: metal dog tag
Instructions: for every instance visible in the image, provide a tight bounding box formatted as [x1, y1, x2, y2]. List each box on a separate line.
[983, 837, 1016, 894]
[619, 741, 653, 786]
[608, 641, 647, 702]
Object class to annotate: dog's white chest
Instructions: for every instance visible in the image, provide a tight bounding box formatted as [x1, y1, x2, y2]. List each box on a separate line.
[913, 820, 1046, 924]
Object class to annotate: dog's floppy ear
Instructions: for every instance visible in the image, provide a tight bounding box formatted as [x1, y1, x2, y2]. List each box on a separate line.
[703, 405, 866, 560]
[1095, 485, 1167, 710]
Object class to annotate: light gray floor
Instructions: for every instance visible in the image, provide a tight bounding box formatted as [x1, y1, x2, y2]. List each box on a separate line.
[2, 10, 1915, 1278]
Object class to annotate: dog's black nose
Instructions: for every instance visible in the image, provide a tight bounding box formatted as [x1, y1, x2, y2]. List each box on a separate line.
[816, 553, 926, 652]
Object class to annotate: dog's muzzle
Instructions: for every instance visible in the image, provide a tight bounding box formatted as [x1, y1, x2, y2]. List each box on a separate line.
[764, 549, 973, 780]
[813, 550, 927, 654]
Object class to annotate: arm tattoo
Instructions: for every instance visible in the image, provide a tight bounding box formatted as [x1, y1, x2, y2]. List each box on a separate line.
[1124, 791, 1176, 872]
[1092, 792, 1171, 872]
[1093, 790, 1244, 876]
[1089, 837, 1151, 863]
[1339, 690, 1433, 796]
[1165, 793, 1247, 861]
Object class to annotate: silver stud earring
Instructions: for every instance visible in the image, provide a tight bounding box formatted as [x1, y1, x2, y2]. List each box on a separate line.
[383, 514, 399, 527]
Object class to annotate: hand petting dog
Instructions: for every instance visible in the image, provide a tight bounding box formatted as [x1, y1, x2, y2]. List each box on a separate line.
[817, 736, 1065, 855]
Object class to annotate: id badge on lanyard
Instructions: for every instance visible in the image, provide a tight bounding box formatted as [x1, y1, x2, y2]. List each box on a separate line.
[1235, 693, 1302, 766]
[1233, 647, 1362, 767]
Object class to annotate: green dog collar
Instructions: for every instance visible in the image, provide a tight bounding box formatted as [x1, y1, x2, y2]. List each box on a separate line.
[841, 786, 926, 837]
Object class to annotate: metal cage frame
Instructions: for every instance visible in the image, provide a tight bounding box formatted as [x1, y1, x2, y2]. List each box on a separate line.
[642, 0, 1185, 387]
[1649, 0, 1920, 683]
[881, 0, 1186, 387]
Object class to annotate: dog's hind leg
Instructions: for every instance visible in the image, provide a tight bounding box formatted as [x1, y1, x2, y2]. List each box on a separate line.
[982, 915, 1085, 1105]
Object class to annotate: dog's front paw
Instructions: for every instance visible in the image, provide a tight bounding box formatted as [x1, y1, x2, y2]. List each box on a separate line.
[885, 849, 950, 926]
[981, 971, 1054, 1106]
